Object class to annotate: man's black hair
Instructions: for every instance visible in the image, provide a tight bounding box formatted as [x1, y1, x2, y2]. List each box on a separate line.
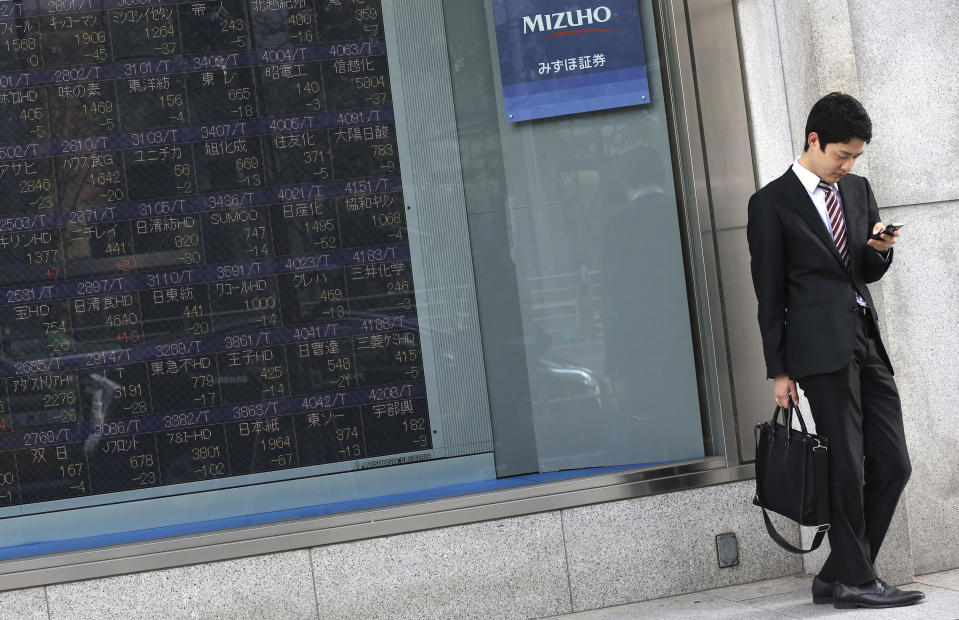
[803, 92, 872, 151]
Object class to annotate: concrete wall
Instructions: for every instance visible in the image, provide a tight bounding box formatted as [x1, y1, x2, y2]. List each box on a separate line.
[0, 481, 801, 619]
[735, 0, 959, 578]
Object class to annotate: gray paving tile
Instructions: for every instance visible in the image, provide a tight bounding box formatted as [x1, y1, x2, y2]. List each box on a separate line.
[549, 576, 959, 619]
[742, 582, 959, 619]
[918, 568, 959, 592]
[545, 592, 789, 620]
[708, 574, 812, 601]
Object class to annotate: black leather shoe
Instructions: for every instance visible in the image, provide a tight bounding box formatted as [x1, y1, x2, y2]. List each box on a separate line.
[811, 576, 834, 604]
[878, 579, 925, 601]
[833, 579, 925, 609]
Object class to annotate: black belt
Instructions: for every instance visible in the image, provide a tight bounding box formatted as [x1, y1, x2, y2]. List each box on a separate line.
[851, 305, 870, 317]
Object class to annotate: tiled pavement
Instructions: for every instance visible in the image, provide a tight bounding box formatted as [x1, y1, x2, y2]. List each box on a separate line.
[550, 568, 959, 619]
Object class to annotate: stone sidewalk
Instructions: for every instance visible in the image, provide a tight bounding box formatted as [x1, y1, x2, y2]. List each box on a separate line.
[549, 568, 959, 619]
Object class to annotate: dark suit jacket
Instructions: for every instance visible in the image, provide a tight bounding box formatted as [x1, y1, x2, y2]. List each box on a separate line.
[746, 168, 893, 379]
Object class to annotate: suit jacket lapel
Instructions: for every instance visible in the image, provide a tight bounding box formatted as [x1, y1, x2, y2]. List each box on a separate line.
[779, 169, 848, 271]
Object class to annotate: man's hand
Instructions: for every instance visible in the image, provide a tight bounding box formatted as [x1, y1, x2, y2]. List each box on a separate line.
[867, 222, 900, 252]
[774, 374, 798, 409]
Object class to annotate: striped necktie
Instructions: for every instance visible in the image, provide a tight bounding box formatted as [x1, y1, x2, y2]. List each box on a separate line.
[818, 181, 848, 263]
[818, 180, 866, 306]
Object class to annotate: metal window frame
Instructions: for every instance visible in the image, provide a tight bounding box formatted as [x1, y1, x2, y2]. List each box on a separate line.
[0, 0, 755, 591]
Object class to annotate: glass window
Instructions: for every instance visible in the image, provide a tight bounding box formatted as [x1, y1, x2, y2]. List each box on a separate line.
[0, 0, 718, 562]
[444, 0, 707, 474]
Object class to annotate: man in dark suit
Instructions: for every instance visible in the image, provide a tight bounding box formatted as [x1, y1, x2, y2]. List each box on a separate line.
[747, 93, 923, 609]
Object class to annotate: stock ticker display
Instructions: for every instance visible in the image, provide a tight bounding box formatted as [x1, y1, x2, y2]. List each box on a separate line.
[0, 0, 432, 508]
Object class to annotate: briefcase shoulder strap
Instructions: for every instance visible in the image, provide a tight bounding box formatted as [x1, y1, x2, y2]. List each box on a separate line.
[759, 505, 828, 554]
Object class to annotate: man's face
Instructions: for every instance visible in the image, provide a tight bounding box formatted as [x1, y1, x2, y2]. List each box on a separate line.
[805, 134, 865, 183]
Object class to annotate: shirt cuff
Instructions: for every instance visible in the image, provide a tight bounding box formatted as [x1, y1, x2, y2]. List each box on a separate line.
[875, 249, 891, 262]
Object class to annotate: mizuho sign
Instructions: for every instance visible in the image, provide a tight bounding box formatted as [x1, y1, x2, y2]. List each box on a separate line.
[521, 6, 613, 34]
[493, 0, 650, 121]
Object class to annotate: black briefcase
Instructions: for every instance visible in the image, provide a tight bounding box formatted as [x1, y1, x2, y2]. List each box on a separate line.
[753, 403, 831, 554]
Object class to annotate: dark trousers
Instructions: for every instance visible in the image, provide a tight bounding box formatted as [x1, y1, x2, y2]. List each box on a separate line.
[797, 313, 911, 586]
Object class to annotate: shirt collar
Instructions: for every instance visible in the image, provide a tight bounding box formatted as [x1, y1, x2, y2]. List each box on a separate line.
[791, 157, 834, 196]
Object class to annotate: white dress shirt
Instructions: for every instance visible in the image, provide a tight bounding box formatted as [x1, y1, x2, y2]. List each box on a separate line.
[791, 158, 840, 233]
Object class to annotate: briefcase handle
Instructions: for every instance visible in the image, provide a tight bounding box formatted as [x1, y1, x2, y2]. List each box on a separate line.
[770, 402, 808, 437]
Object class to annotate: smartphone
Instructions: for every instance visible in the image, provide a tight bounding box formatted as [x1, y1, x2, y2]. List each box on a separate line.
[870, 222, 904, 240]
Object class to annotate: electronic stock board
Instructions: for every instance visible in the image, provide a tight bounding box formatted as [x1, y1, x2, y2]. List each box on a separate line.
[0, 0, 431, 508]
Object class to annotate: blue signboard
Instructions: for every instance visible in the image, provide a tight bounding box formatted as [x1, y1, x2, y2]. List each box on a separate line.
[492, 0, 651, 122]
